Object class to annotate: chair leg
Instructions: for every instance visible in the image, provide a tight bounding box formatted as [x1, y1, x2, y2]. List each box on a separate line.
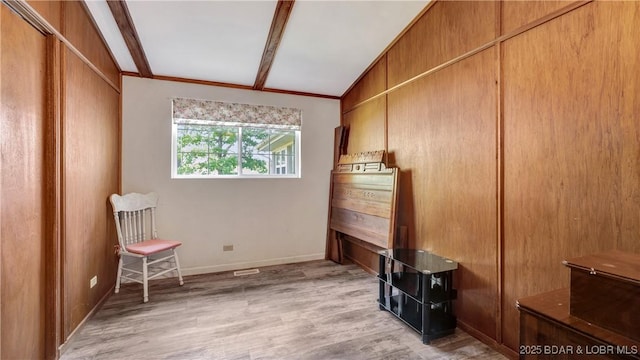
[142, 256, 149, 303]
[115, 256, 123, 294]
[173, 249, 184, 286]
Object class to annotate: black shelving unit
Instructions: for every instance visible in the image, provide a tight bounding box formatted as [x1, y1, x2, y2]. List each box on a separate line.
[378, 248, 458, 344]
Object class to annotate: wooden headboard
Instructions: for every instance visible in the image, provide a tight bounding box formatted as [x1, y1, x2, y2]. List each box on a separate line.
[326, 150, 399, 263]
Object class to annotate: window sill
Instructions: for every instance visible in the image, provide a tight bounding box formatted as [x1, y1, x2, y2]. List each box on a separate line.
[171, 174, 301, 180]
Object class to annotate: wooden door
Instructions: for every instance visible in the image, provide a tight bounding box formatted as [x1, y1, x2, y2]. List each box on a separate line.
[1, 4, 48, 359]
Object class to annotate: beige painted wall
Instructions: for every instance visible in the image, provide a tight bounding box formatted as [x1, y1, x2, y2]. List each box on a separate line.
[122, 76, 340, 274]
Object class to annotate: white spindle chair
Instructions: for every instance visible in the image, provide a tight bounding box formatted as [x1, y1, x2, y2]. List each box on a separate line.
[110, 192, 184, 302]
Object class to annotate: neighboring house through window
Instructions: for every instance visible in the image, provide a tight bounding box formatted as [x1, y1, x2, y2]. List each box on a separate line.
[256, 132, 295, 175]
[171, 98, 301, 178]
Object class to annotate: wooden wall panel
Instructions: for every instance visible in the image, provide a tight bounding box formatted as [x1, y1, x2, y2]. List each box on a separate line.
[502, 1, 640, 350]
[387, 49, 498, 339]
[1, 6, 47, 359]
[26, 0, 61, 32]
[387, 1, 497, 88]
[501, 1, 570, 35]
[618, 3, 640, 253]
[63, 48, 120, 338]
[63, 1, 120, 89]
[342, 56, 386, 112]
[342, 97, 386, 154]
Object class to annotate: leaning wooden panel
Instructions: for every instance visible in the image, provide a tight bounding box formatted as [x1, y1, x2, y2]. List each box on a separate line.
[331, 198, 391, 219]
[333, 173, 395, 187]
[342, 235, 381, 274]
[333, 183, 394, 201]
[326, 151, 399, 263]
[330, 208, 391, 248]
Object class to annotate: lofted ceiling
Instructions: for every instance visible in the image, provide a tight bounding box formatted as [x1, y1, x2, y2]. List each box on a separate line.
[85, 0, 429, 97]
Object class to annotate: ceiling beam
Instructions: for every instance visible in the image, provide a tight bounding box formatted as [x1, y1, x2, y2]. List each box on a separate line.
[253, 0, 295, 90]
[107, 0, 153, 78]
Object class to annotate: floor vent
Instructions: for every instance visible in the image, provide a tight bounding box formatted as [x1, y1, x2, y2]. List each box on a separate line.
[234, 268, 260, 276]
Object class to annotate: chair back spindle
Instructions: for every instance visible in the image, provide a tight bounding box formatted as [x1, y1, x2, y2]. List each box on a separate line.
[111, 192, 160, 249]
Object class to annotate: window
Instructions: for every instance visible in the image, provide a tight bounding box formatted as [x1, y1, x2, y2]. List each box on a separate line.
[171, 98, 301, 178]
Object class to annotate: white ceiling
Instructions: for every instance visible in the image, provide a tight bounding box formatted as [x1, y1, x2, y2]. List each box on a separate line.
[85, 0, 429, 97]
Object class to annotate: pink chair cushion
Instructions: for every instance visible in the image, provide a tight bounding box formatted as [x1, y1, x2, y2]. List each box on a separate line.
[126, 239, 182, 256]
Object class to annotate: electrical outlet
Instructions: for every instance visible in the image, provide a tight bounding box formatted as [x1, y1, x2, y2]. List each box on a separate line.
[90, 276, 97, 288]
[223, 245, 234, 251]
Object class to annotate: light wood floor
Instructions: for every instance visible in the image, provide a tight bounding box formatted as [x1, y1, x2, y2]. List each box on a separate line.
[60, 260, 506, 360]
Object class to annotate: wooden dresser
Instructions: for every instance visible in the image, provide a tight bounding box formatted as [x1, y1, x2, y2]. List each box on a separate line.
[518, 251, 640, 359]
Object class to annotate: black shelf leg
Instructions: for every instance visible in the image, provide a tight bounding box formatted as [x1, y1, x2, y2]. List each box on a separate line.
[421, 273, 430, 344]
[378, 254, 385, 310]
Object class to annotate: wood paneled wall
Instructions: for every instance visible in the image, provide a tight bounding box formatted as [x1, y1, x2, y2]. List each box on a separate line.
[388, 48, 498, 340]
[387, 1, 497, 88]
[1, 7, 48, 358]
[342, 57, 387, 112]
[63, 48, 120, 338]
[340, 0, 640, 356]
[62, 1, 120, 87]
[1, 1, 121, 358]
[501, 1, 640, 350]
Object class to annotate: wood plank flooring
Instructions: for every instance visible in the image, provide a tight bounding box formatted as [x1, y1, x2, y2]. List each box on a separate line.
[60, 261, 506, 360]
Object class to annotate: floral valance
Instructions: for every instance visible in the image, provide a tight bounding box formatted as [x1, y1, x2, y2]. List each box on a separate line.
[172, 98, 301, 130]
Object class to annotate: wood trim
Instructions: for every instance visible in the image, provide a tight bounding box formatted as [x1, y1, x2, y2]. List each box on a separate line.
[343, 0, 592, 113]
[494, 0, 503, 347]
[45, 34, 62, 360]
[383, 53, 388, 163]
[0, 6, 3, 356]
[253, 0, 295, 90]
[59, 42, 67, 346]
[340, 0, 437, 98]
[106, 0, 152, 77]
[118, 74, 123, 194]
[122, 72, 340, 100]
[138, 73, 254, 90]
[495, 41, 504, 347]
[262, 87, 339, 100]
[326, 126, 346, 262]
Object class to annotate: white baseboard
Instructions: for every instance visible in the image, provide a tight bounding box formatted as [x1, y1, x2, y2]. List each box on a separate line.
[181, 253, 325, 276]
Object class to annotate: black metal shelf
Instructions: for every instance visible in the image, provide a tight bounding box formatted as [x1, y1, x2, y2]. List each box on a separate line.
[378, 249, 458, 344]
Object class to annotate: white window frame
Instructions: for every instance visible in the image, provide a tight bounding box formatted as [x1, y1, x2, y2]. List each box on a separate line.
[171, 124, 301, 179]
